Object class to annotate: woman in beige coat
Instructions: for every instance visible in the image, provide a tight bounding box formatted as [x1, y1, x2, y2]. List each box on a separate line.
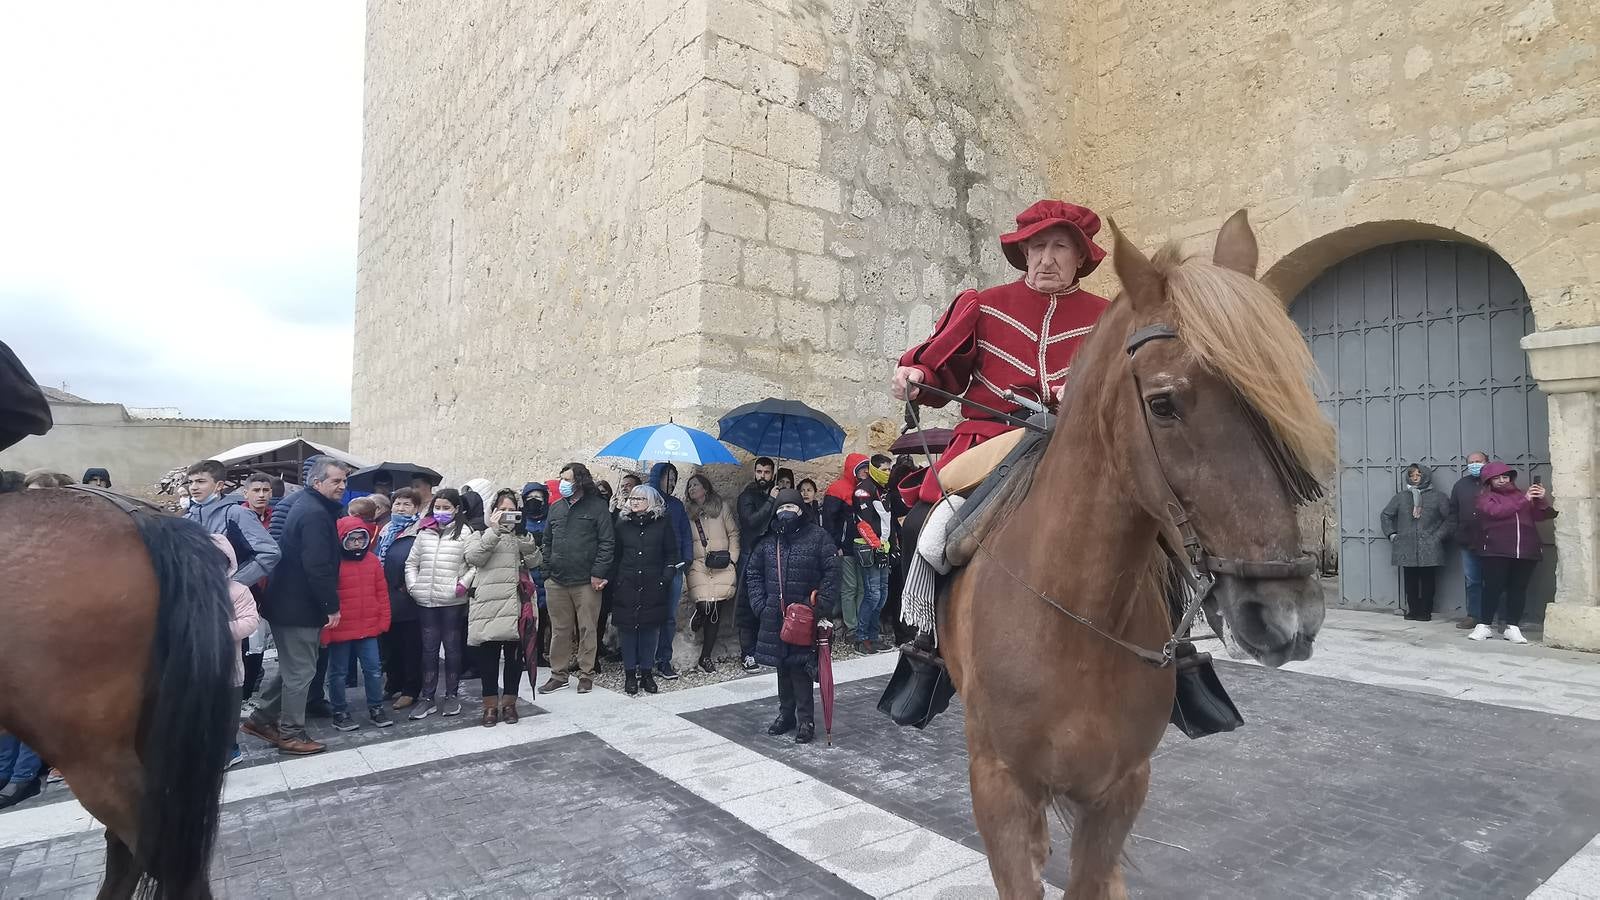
[464, 489, 543, 726]
[685, 473, 740, 673]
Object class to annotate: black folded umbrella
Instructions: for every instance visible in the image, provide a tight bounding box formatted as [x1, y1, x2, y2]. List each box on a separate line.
[347, 462, 443, 492]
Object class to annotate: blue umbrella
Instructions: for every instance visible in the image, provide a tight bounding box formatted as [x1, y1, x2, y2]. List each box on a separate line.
[717, 398, 845, 461]
[596, 423, 739, 465]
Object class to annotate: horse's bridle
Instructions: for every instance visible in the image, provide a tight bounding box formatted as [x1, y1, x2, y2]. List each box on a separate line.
[1125, 323, 1317, 665]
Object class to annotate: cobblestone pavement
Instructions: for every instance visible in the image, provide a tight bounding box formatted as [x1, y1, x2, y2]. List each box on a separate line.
[2, 608, 1598, 898]
[688, 664, 1600, 898]
[0, 732, 865, 899]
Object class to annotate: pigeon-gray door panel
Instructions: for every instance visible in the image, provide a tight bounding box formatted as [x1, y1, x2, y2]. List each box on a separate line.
[1291, 241, 1552, 620]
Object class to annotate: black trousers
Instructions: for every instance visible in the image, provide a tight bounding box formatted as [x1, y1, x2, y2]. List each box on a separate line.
[1480, 557, 1537, 627]
[474, 640, 524, 698]
[1402, 566, 1438, 619]
[734, 551, 758, 655]
[383, 620, 423, 698]
[700, 603, 721, 660]
[307, 646, 329, 706]
[775, 661, 814, 724]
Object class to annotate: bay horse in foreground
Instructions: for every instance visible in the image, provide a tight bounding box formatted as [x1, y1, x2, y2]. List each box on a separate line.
[0, 487, 236, 898]
[941, 211, 1336, 898]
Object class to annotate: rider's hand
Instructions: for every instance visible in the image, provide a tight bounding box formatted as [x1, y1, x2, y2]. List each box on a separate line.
[1052, 384, 1066, 404]
[892, 366, 925, 401]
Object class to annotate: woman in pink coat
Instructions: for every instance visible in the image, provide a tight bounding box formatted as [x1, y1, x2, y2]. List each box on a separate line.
[1470, 462, 1556, 644]
[213, 535, 260, 769]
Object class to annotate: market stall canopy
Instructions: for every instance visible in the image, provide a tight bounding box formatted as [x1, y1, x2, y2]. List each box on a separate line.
[209, 438, 365, 483]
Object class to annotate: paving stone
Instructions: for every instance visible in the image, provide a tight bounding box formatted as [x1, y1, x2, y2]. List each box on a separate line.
[0, 732, 866, 898]
[686, 664, 1600, 898]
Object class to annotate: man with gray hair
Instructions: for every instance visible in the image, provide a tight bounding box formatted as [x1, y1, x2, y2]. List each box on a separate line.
[243, 458, 351, 755]
[1450, 450, 1491, 629]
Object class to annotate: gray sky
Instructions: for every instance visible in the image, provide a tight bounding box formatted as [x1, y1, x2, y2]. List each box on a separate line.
[0, 4, 364, 421]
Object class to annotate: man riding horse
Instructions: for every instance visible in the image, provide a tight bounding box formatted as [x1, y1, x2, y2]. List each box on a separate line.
[891, 199, 1110, 505]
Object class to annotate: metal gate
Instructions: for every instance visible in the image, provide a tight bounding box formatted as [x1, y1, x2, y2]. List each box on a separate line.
[1290, 241, 1553, 618]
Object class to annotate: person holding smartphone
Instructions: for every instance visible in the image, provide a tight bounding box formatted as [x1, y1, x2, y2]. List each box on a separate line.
[1471, 464, 1557, 644]
[464, 489, 543, 725]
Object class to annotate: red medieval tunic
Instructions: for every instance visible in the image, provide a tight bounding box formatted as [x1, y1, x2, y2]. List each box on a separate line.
[898, 279, 1110, 505]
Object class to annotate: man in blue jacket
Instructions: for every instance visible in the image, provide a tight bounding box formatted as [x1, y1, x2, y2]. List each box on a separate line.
[243, 458, 349, 756]
[649, 463, 694, 680]
[184, 459, 280, 586]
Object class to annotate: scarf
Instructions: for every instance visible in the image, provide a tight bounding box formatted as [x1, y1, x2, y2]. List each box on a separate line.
[377, 512, 419, 561]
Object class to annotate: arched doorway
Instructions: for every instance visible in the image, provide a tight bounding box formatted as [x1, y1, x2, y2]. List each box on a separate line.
[1289, 240, 1554, 619]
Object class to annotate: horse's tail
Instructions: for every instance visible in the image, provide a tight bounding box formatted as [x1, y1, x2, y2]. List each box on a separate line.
[131, 512, 236, 897]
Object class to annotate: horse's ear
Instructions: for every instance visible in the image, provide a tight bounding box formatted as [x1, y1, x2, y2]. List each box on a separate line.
[1109, 219, 1162, 311]
[1212, 209, 1258, 279]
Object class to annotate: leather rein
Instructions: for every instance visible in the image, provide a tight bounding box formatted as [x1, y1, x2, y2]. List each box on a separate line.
[904, 322, 1315, 669]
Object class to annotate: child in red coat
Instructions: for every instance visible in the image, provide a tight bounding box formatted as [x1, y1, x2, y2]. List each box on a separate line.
[324, 516, 394, 730]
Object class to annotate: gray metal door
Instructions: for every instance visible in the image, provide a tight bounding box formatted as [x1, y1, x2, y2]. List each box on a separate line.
[1290, 241, 1553, 618]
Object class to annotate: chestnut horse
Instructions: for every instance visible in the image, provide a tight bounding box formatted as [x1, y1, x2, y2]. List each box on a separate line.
[0, 487, 236, 898]
[941, 211, 1336, 899]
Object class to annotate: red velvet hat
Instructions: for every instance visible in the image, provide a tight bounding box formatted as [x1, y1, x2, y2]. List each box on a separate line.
[999, 200, 1106, 277]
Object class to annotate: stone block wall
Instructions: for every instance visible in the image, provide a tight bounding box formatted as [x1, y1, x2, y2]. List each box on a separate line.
[693, 0, 1077, 437]
[352, 0, 710, 485]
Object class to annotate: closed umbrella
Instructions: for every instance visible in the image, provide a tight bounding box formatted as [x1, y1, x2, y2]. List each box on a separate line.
[889, 427, 955, 455]
[717, 398, 845, 461]
[818, 622, 836, 745]
[596, 423, 739, 465]
[518, 593, 541, 685]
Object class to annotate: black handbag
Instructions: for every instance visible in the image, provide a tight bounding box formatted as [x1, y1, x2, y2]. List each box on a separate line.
[695, 519, 732, 570]
[878, 646, 955, 728]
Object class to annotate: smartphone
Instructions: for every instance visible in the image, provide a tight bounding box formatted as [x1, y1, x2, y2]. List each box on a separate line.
[1532, 476, 1543, 487]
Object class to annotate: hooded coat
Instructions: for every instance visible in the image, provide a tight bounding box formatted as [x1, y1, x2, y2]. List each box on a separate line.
[1380, 464, 1454, 568]
[464, 524, 543, 644]
[649, 463, 694, 564]
[610, 509, 682, 629]
[745, 490, 840, 668]
[212, 535, 260, 687]
[821, 454, 869, 550]
[1476, 463, 1557, 560]
[323, 516, 391, 645]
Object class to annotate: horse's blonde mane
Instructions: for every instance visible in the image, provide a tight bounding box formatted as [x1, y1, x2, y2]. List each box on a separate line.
[1156, 245, 1336, 478]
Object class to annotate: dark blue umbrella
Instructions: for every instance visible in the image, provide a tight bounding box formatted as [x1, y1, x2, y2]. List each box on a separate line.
[717, 398, 845, 461]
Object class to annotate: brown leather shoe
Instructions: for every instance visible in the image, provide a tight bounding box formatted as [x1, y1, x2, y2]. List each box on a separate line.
[500, 696, 519, 725]
[538, 676, 568, 694]
[481, 698, 499, 728]
[276, 732, 326, 756]
[240, 716, 280, 746]
[392, 694, 416, 710]
[577, 676, 593, 694]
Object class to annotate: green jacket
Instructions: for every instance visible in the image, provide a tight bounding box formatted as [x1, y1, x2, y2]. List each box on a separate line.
[541, 491, 617, 586]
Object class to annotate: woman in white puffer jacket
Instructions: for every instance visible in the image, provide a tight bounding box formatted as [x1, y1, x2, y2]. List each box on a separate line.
[404, 488, 478, 720]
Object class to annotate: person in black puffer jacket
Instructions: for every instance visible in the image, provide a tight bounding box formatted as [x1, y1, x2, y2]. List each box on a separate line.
[611, 485, 683, 696]
[745, 488, 840, 744]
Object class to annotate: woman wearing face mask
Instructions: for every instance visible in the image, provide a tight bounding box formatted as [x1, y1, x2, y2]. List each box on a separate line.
[745, 489, 840, 744]
[380, 488, 425, 708]
[612, 485, 682, 695]
[1471, 463, 1557, 644]
[519, 483, 553, 666]
[404, 488, 479, 718]
[685, 473, 740, 673]
[1380, 463, 1453, 622]
[464, 490, 543, 725]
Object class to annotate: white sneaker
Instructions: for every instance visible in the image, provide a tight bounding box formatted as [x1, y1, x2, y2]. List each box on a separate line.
[1503, 625, 1528, 644]
[1468, 623, 1494, 641]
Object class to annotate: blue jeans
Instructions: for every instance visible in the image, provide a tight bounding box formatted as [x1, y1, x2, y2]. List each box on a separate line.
[621, 625, 661, 673]
[326, 637, 384, 714]
[0, 735, 41, 783]
[1461, 549, 1484, 620]
[655, 571, 684, 669]
[857, 563, 889, 642]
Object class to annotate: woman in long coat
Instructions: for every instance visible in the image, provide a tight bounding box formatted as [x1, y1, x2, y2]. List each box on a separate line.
[464, 489, 543, 726]
[685, 474, 740, 674]
[611, 485, 682, 695]
[1380, 463, 1454, 621]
